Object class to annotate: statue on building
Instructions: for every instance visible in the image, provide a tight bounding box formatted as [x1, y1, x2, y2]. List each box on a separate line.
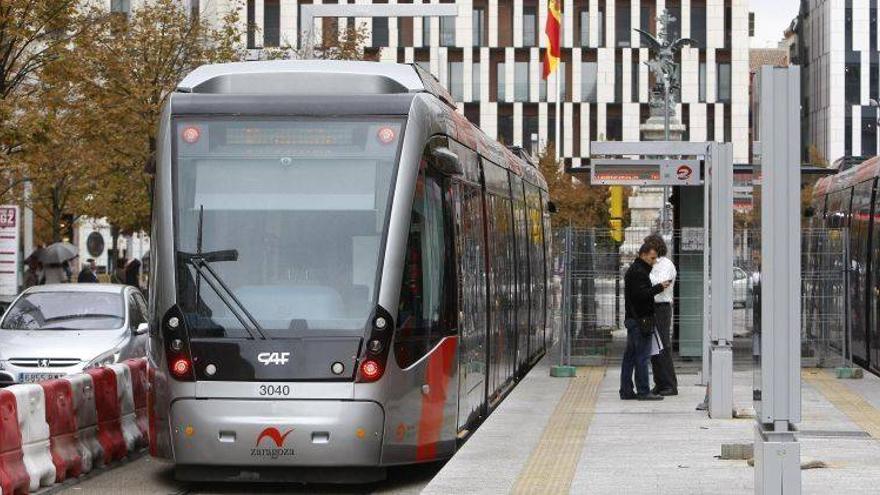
[635, 10, 697, 131]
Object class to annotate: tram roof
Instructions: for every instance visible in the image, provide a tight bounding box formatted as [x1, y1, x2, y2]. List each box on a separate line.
[177, 60, 452, 103]
[815, 156, 880, 197]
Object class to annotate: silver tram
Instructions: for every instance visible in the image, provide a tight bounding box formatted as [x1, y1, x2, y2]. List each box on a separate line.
[147, 61, 554, 482]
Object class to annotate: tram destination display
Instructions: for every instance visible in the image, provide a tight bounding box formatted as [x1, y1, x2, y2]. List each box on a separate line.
[590, 159, 702, 186]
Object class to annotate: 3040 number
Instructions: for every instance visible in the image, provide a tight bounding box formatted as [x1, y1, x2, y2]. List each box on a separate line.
[258, 384, 291, 396]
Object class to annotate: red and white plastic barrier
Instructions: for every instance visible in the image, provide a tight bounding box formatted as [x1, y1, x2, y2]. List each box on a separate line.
[0, 358, 148, 493]
[9, 384, 55, 491]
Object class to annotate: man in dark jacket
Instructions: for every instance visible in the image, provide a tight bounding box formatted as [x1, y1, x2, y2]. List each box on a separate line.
[77, 258, 99, 283]
[621, 243, 670, 401]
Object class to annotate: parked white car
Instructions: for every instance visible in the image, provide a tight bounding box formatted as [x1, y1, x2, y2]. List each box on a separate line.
[0, 284, 148, 385]
[733, 266, 753, 308]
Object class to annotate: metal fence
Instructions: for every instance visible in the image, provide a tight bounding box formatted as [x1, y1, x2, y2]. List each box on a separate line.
[554, 225, 848, 368]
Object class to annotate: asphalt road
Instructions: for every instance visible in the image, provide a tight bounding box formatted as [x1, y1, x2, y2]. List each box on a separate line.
[53, 454, 445, 495]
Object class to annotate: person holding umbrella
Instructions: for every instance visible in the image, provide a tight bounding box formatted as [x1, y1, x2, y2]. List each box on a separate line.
[37, 242, 78, 284]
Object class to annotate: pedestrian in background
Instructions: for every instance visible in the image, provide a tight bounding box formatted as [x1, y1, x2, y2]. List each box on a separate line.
[111, 258, 126, 284]
[23, 257, 41, 289]
[621, 242, 670, 401]
[645, 234, 678, 396]
[43, 262, 68, 284]
[125, 258, 142, 290]
[77, 258, 99, 283]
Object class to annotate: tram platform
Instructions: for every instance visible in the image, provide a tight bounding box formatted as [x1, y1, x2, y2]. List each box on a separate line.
[423, 356, 880, 494]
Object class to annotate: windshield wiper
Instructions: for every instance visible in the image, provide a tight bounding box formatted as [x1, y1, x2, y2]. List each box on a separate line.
[45, 314, 122, 321]
[179, 205, 267, 340]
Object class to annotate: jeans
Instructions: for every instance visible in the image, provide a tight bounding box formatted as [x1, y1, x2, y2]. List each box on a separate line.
[620, 318, 653, 396]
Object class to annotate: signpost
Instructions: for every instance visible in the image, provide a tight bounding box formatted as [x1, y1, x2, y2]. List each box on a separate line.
[590, 159, 702, 186]
[0, 205, 20, 296]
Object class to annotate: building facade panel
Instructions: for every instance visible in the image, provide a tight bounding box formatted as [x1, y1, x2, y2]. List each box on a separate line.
[200, 0, 749, 162]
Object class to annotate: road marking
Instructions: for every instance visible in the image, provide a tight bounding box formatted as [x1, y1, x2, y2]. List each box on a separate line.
[512, 366, 605, 495]
[803, 368, 880, 438]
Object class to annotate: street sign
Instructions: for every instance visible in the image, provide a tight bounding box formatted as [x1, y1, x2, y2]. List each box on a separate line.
[0, 205, 20, 296]
[590, 159, 702, 186]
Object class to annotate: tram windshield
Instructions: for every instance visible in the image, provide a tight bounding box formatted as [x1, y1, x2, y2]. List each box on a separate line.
[173, 117, 404, 338]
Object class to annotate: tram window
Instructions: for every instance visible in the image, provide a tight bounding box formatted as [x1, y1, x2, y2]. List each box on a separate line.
[395, 145, 456, 369]
[173, 118, 403, 338]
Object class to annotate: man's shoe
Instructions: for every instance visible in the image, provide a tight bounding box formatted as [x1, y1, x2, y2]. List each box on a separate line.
[620, 392, 637, 400]
[636, 393, 664, 401]
[657, 388, 678, 396]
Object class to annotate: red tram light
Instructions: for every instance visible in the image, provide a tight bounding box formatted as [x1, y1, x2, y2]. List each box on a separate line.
[181, 126, 201, 144]
[170, 357, 192, 380]
[360, 359, 383, 382]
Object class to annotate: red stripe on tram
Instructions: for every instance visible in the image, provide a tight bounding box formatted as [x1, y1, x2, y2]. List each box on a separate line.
[415, 336, 458, 461]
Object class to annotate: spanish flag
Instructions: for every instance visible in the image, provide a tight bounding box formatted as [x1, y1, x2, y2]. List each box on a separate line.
[542, 0, 561, 79]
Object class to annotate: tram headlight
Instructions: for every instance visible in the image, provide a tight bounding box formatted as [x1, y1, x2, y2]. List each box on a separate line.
[368, 339, 383, 354]
[374, 316, 387, 330]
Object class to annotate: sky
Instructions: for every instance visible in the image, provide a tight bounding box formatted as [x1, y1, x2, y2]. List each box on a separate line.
[750, 0, 801, 48]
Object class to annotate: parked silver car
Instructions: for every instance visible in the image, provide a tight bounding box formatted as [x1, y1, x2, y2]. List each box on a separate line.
[0, 284, 148, 385]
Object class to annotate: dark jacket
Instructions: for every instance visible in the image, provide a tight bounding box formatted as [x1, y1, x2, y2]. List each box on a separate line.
[77, 268, 98, 283]
[624, 258, 664, 319]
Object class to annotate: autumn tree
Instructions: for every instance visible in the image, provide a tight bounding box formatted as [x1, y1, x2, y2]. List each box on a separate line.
[68, 0, 245, 236]
[0, 0, 88, 204]
[262, 22, 372, 61]
[15, 53, 104, 243]
[537, 144, 610, 228]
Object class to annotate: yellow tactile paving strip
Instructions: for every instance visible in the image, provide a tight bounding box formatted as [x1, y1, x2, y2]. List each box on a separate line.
[802, 368, 880, 438]
[511, 366, 605, 495]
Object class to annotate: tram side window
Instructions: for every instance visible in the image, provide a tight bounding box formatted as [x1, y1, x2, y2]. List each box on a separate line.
[395, 143, 456, 369]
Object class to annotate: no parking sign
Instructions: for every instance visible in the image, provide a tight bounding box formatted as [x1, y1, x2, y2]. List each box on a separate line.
[0, 205, 19, 296]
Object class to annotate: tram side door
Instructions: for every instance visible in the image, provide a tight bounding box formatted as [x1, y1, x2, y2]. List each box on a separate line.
[447, 141, 488, 432]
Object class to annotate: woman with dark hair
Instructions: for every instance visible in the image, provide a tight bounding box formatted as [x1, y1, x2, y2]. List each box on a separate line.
[644, 233, 678, 396]
[124, 258, 142, 289]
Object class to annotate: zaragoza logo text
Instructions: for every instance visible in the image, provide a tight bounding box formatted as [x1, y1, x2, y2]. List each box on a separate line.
[251, 427, 295, 459]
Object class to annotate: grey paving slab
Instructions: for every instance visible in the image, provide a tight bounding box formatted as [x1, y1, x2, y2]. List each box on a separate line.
[422, 357, 570, 495]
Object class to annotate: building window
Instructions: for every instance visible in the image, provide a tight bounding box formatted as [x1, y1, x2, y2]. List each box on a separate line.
[749, 12, 755, 37]
[473, 8, 485, 46]
[263, 0, 280, 47]
[372, 17, 389, 47]
[596, 6, 605, 47]
[691, 3, 707, 48]
[579, 9, 589, 46]
[472, 62, 481, 101]
[497, 62, 506, 101]
[845, 63, 861, 105]
[515, 62, 529, 102]
[246, 0, 255, 48]
[190, 0, 200, 18]
[581, 62, 598, 103]
[523, 6, 537, 46]
[863, 112, 878, 156]
[440, 15, 456, 46]
[615, 63, 623, 102]
[449, 62, 464, 101]
[631, 60, 639, 102]
[523, 113, 539, 151]
[111, 0, 130, 14]
[498, 111, 514, 144]
[717, 63, 731, 103]
[699, 63, 707, 102]
[616, 1, 631, 48]
[667, 4, 681, 41]
[560, 62, 567, 100]
[640, 5, 654, 35]
[423, 17, 432, 46]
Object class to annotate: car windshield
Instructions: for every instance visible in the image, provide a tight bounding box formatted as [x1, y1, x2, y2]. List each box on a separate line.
[174, 117, 404, 338]
[1, 292, 125, 330]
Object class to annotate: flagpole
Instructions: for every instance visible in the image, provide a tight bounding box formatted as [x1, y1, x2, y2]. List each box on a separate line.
[555, 9, 562, 163]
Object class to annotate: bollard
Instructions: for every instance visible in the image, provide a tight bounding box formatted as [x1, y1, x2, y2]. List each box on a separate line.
[125, 359, 149, 444]
[8, 384, 55, 491]
[110, 363, 145, 451]
[65, 373, 104, 473]
[41, 379, 82, 482]
[86, 368, 128, 464]
[0, 389, 30, 495]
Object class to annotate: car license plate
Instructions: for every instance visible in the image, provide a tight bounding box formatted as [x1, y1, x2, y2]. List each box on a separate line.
[19, 373, 65, 383]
